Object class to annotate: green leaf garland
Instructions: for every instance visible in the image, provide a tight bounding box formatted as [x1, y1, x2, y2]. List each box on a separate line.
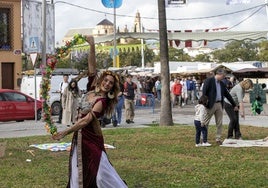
[40, 34, 86, 135]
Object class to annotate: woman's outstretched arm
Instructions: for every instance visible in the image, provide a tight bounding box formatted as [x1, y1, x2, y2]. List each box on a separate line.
[52, 100, 103, 140]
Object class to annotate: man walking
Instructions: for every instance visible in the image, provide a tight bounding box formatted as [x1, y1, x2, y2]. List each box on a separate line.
[124, 74, 137, 124]
[202, 68, 238, 145]
[57, 74, 69, 124]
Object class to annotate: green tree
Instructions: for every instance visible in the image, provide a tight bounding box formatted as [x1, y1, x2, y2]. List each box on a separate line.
[257, 40, 268, 61]
[96, 51, 112, 69]
[194, 53, 212, 62]
[154, 47, 191, 62]
[119, 47, 155, 67]
[212, 41, 258, 62]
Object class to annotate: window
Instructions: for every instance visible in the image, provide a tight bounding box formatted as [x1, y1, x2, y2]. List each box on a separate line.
[12, 93, 27, 102]
[0, 8, 11, 51]
[4, 92, 26, 102]
[0, 94, 4, 101]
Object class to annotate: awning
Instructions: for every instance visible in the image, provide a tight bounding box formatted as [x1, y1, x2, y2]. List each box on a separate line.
[95, 31, 268, 43]
[233, 68, 268, 78]
[173, 65, 233, 76]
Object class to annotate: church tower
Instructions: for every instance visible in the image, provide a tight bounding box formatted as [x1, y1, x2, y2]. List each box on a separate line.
[134, 11, 141, 32]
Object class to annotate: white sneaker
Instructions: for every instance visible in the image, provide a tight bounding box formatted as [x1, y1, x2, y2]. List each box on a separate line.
[202, 142, 212, 147]
[195, 144, 202, 147]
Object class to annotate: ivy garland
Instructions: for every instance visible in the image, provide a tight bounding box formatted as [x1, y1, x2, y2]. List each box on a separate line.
[40, 34, 86, 135]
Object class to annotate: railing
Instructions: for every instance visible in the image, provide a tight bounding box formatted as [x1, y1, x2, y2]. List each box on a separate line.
[135, 93, 155, 113]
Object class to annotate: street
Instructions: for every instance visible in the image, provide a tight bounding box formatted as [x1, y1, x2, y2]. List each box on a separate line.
[0, 103, 268, 138]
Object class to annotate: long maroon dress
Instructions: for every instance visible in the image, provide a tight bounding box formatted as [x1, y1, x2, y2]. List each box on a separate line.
[66, 92, 127, 188]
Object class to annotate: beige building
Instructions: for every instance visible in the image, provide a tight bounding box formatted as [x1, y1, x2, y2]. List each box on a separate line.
[92, 18, 114, 36]
[0, 0, 22, 90]
[62, 11, 142, 46]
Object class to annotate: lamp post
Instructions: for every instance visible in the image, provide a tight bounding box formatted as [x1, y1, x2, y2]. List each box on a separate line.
[113, 4, 116, 67]
[101, 0, 122, 67]
[42, 0, 46, 67]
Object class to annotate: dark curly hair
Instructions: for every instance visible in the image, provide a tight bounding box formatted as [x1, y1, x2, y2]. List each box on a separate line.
[68, 79, 79, 94]
[96, 71, 120, 117]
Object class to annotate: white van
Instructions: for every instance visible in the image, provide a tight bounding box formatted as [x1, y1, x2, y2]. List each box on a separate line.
[20, 74, 88, 115]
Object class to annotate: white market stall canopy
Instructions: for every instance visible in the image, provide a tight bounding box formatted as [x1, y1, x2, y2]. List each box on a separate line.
[95, 31, 268, 43]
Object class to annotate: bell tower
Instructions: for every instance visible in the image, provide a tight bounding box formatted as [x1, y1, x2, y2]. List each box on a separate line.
[134, 11, 141, 32]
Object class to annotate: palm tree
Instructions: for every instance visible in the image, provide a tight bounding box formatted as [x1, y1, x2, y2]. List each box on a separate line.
[158, 0, 173, 126]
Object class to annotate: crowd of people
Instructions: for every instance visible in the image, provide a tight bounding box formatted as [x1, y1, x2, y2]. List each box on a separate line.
[57, 68, 255, 146]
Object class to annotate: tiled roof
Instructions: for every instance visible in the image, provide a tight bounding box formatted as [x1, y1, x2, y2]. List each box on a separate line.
[97, 19, 113, 26]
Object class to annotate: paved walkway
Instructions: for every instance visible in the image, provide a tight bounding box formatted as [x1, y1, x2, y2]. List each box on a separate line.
[0, 102, 267, 138]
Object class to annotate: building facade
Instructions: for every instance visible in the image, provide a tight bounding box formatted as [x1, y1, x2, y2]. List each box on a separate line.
[0, 0, 22, 90]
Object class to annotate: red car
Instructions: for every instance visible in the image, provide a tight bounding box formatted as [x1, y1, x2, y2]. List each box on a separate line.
[0, 89, 42, 122]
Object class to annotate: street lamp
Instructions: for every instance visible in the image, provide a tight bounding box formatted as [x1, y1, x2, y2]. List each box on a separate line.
[101, 0, 123, 67]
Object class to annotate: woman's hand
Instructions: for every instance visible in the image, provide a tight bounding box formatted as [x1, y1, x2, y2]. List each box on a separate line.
[52, 131, 67, 140]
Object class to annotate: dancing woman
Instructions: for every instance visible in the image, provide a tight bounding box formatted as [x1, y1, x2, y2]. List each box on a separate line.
[52, 36, 127, 188]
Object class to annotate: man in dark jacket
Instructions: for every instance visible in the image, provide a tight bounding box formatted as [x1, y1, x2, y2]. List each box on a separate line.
[202, 68, 238, 145]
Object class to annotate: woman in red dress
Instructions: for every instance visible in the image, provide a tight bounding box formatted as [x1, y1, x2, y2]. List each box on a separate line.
[52, 36, 127, 188]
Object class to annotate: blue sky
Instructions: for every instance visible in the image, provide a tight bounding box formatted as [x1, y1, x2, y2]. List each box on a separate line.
[54, 0, 268, 43]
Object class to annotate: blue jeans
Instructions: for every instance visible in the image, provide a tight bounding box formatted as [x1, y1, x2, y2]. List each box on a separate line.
[157, 89, 161, 100]
[194, 120, 208, 144]
[112, 96, 124, 124]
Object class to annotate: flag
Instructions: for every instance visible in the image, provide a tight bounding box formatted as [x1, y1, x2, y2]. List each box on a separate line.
[167, 30, 173, 47]
[203, 29, 209, 46]
[174, 30, 181, 47]
[226, 0, 251, 5]
[185, 30, 192, 47]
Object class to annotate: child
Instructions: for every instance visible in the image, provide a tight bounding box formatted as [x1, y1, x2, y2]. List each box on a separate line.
[194, 95, 211, 147]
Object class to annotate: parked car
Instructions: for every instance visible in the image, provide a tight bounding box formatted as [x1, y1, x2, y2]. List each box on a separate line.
[0, 89, 42, 122]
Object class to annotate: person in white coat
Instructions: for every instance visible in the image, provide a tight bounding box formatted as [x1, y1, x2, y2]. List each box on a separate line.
[61, 79, 81, 127]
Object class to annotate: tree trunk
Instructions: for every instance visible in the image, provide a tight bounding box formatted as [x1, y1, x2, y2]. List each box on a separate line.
[158, 0, 173, 126]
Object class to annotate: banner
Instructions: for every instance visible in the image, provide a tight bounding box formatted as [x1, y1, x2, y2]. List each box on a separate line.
[23, 0, 55, 54]
[226, 0, 251, 5]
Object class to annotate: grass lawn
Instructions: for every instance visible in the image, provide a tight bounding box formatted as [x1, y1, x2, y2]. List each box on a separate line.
[0, 125, 267, 188]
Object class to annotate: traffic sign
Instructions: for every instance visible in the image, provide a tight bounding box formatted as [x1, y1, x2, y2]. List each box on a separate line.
[30, 53, 38, 67]
[102, 0, 122, 8]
